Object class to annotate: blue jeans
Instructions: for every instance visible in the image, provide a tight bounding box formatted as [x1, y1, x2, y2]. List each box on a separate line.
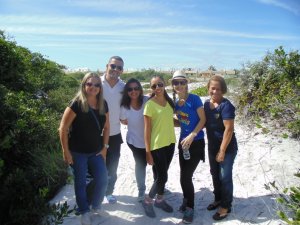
[71, 151, 108, 214]
[208, 148, 237, 209]
[105, 133, 123, 196]
[127, 143, 147, 196]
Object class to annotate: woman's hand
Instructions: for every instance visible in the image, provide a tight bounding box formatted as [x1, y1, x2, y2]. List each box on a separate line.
[120, 119, 128, 125]
[146, 152, 154, 165]
[180, 132, 196, 149]
[216, 150, 225, 162]
[97, 148, 107, 161]
[63, 150, 73, 165]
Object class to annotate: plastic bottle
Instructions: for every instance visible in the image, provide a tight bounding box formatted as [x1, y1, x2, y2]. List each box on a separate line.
[182, 146, 190, 160]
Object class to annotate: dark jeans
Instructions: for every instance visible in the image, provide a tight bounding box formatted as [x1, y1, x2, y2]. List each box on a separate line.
[208, 147, 237, 209]
[106, 133, 123, 196]
[148, 143, 175, 199]
[127, 143, 147, 196]
[179, 139, 205, 209]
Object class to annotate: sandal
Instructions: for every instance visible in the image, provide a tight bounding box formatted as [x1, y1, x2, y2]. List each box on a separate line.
[207, 201, 221, 210]
[213, 212, 228, 221]
[212, 208, 231, 221]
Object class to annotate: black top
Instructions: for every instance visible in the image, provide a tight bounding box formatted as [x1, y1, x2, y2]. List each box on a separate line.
[69, 100, 108, 153]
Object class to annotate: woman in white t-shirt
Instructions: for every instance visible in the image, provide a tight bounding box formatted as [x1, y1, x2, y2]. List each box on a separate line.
[120, 78, 149, 202]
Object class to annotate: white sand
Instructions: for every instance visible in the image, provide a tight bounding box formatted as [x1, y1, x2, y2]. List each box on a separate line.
[51, 122, 300, 225]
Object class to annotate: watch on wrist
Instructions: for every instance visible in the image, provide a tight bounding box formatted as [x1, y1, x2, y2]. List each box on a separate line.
[104, 144, 109, 149]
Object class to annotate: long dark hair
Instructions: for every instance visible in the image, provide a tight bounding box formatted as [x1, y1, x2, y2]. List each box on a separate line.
[121, 78, 144, 109]
[149, 75, 175, 110]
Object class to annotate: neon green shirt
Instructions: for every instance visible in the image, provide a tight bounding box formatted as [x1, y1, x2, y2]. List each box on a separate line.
[144, 99, 176, 151]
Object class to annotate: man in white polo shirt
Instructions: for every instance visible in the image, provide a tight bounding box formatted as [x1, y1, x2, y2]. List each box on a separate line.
[101, 56, 125, 204]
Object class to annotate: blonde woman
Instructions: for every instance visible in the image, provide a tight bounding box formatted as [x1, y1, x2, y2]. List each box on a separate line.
[59, 72, 109, 225]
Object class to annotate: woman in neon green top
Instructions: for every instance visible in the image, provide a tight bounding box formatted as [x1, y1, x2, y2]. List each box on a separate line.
[142, 75, 176, 218]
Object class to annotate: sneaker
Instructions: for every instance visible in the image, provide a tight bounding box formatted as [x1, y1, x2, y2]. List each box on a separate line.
[154, 199, 173, 213]
[106, 195, 117, 204]
[91, 208, 101, 215]
[81, 212, 91, 225]
[164, 188, 172, 195]
[137, 195, 144, 202]
[182, 207, 194, 224]
[179, 198, 187, 212]
[137, 191, 145, 202]
[142, 200, 156, 218]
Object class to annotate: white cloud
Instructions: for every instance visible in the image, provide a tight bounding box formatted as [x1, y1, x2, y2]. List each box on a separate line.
[258, 0, 300, 15]
[68, 0, 157, 13]
[2, 14, 298, 42]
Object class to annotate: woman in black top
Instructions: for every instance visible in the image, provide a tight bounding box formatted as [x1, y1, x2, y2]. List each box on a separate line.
[59, 72, 110, 225]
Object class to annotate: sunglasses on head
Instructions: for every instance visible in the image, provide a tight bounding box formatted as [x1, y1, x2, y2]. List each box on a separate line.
[85, 82, 101, 88]
[172, 80, 187, 86]
[109, 64, 123, 71]
[127, 86, 140, 92]
[151, 82, 164, 90]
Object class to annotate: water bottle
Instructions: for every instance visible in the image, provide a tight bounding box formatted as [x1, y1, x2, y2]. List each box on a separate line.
[182, 146, 190, 160]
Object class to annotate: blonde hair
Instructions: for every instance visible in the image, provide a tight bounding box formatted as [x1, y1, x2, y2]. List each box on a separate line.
[72, 72, 105, 114]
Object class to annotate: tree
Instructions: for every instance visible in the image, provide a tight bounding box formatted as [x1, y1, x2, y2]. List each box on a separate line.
[208, 65, 217, 71]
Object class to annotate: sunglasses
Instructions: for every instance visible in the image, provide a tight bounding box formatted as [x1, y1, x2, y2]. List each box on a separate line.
[109, 64, 123, 71]
[85, 82, 101, 88]
[151, 82, 164, 90]
[172, 80, 187, 86]
[127, 86, 140, 92]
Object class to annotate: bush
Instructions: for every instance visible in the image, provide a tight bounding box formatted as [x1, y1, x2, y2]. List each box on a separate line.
[122, 69, 172, 82]
[0, 31, 70, 225]
[191, 86, 207, 96]
[265, 170, 300, 224]
[237, 46, 300, 137]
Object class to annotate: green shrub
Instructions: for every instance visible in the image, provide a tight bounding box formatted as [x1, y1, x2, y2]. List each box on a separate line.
[0, 31, 70, 225]
[265, 170, 300, 224]
[191, 86, 207, 96]
[237, 46, 300, 137]
[122, 69, 172, 82]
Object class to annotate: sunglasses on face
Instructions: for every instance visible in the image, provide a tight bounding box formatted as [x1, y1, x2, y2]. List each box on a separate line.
[109, 64, 123, 71]
[127, 86, 140, 92]
[151, 82, 164, 90]
[85, 82, 101, 88]
[172, 80, 187, 86]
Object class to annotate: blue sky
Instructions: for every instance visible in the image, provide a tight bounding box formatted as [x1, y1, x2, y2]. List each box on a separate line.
[0, 0, 299, 71]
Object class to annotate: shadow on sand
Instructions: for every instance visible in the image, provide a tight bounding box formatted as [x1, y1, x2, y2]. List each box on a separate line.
[52, 185, 280, 225]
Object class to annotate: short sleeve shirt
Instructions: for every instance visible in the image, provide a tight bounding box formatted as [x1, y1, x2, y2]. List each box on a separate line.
[175, 94, 204, 141]
[204, 98, 237, 152]
[101, 75, 125, 136]
[143, 100, 176, 151]
[120, 96, 149, 148]
[69, 100, 108, 153]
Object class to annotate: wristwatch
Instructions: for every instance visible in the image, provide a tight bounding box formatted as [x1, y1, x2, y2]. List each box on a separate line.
[104, 144, 109, 149]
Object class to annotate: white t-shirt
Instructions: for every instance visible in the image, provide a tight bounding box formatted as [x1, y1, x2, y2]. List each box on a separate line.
[101, 75, 125, 136]
[120, 96, 148, 148]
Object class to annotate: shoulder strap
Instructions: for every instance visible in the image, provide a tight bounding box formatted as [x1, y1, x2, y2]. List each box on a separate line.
[89, 107, 101, 131]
